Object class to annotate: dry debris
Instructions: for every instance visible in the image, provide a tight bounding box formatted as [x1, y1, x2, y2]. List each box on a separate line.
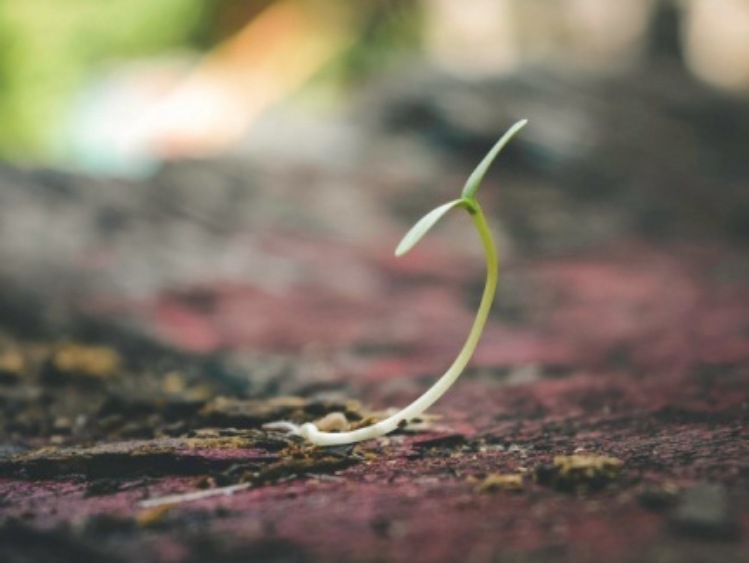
[477, 473, 525, 493]
[535, 454, 623, 493]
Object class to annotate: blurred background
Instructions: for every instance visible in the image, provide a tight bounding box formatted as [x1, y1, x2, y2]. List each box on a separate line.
[0, 0, 748, 368]
[1, 0, 748, 173]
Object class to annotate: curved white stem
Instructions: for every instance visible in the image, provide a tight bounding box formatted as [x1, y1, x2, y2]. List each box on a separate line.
[264, 119, 526, 447]
[281, 201, 498, 446]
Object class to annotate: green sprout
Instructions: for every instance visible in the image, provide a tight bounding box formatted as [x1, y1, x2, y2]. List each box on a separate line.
[268, 119, 528, 446]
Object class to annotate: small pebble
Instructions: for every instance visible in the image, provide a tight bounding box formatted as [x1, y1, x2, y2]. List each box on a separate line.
[670, 483, 738, 540]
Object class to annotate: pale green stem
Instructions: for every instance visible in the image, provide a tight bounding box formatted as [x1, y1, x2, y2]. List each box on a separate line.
[266, 119, 526, 446]
[296, 200, 498, 446]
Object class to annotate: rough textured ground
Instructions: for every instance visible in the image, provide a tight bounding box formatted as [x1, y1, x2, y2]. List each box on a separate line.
[1, 62, 748, 562]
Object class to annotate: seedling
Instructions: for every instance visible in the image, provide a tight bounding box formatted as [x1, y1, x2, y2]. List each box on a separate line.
[267, 119, 528, 446]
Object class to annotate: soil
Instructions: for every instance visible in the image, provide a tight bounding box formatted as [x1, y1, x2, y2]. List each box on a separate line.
[1, 62, 748, 562]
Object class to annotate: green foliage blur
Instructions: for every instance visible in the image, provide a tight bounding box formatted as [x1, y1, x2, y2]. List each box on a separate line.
[0, 0, 208, 161]
[0, 0, 420, 166]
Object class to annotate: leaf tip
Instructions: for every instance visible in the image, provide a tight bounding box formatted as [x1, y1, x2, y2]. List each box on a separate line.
[461, 119, 529, 200]
[394, 199, 464, 258]
[394, 241, 410, 258]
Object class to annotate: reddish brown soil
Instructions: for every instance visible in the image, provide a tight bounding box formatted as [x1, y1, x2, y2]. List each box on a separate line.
[1, 234, 747, 563]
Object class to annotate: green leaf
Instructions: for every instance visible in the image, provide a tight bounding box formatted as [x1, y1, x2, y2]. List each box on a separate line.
[395, 199, 465, 257]
[461, 119, 528, 200]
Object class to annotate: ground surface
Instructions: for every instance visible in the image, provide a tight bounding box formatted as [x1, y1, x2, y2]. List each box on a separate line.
[0, 64, 748, 562]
